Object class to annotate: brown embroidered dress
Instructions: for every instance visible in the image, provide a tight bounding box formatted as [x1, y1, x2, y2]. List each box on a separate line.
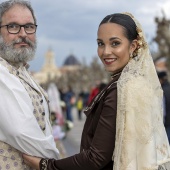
[40, 72, 121, 170]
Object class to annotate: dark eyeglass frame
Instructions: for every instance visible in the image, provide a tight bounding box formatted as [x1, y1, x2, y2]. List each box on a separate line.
[0, 24, 38, 34]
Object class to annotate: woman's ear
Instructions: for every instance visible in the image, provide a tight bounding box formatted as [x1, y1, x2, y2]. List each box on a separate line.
[130, 39, 138, 54]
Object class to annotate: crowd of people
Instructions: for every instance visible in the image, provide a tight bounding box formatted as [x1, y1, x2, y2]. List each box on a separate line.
[0, 0, 170, 170]
[45, 80, 107, 139]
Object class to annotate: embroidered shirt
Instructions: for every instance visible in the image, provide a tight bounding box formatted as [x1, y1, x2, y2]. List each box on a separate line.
[0, 57, 59, 159]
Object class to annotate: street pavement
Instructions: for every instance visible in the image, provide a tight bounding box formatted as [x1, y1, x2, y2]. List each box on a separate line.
[56, 107, 86, 158]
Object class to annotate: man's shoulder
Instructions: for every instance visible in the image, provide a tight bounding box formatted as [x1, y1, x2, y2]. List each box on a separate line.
[0, 62, 11, 74]
[0, 58, 12, 74]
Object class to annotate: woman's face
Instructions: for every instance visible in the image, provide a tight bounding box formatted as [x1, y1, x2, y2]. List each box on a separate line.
[97, 23, 137, 74]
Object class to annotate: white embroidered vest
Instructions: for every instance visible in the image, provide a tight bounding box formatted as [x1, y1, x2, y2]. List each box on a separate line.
[0, 57, 49, 170]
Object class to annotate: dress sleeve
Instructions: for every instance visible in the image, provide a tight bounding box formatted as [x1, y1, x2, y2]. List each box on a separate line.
[42, 86, 117, 170]
[0, 65, 59, 159]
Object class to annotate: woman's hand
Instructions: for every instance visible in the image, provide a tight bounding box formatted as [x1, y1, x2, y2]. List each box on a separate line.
[22, 154, 41, 170]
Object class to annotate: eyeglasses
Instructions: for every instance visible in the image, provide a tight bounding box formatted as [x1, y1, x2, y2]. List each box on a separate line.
[0, 24, 37, 34]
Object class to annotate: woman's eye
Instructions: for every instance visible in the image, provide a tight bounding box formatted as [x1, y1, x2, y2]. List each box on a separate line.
[97, 42, 103, 46]
[112, 41, 120, 46]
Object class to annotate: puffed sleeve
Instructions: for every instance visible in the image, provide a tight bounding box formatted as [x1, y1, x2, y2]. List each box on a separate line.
[0, 64, 59, 159]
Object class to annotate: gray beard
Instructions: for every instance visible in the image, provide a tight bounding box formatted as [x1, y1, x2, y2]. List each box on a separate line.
[0, 36, 37, 64]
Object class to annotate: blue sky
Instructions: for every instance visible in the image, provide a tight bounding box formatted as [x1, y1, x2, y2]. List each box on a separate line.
[2, 0, 170, 71]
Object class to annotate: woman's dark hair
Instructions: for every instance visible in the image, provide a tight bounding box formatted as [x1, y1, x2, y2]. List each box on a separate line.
[99, 13, 138, 42]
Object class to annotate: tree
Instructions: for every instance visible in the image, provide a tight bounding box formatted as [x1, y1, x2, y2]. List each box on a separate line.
[154, 11, 170, 72]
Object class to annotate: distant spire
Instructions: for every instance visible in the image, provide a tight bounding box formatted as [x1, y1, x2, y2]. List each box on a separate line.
[44, 47, 56, 67]
[161, 9, 166, 18]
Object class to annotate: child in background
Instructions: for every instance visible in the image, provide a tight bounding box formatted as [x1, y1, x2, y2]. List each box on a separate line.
[76, 95, 83, 120]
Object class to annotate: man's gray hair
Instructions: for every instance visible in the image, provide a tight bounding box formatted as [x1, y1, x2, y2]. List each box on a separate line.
[0, 0, 37, 25]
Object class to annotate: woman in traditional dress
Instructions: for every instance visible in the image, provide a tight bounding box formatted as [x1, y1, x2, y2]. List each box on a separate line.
[23, 12, 170, 170]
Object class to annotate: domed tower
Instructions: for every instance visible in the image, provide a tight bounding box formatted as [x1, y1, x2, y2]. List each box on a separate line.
[44, 48, 56, 67]
[63, 54, 80, 66]
[61, 53, 81, 73]
[33, 48, 61, 85]
[42, 48, 56, 70]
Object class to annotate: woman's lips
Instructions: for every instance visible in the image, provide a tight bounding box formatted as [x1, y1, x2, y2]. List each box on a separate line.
[104, 58, 117, 65]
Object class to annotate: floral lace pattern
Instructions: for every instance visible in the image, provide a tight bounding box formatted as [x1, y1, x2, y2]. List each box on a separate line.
[113, 13, 170, 170]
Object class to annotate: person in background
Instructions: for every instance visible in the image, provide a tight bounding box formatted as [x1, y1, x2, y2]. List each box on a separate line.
[47, 83, 65, 140]
[99, 81, 107, 92]
[79, 88, 89, 108]
[76, 94, 84, 120]
[87, 80, 100, 104]
[47, 83, 65, 126]
[63, 86, 75, 129]
[0, 0, 59, 169]
[158, 71, 170, 143]
[23, 12, 170, 170]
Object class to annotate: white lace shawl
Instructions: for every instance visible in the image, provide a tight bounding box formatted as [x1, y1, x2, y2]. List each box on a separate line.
[113, 13, 170, 170]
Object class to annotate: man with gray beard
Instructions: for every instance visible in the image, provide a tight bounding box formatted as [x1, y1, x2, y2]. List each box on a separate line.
[0, 0, 59, 169]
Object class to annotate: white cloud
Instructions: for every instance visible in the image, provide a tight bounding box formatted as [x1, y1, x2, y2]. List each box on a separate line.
[159, 0, 170, 17]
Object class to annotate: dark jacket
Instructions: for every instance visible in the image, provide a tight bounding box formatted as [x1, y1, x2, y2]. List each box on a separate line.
[162, 81, 170, 127]
[45, 74, 120, 170]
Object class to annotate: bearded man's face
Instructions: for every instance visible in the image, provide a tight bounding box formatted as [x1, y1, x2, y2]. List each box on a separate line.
[0, 5, 37, 63]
